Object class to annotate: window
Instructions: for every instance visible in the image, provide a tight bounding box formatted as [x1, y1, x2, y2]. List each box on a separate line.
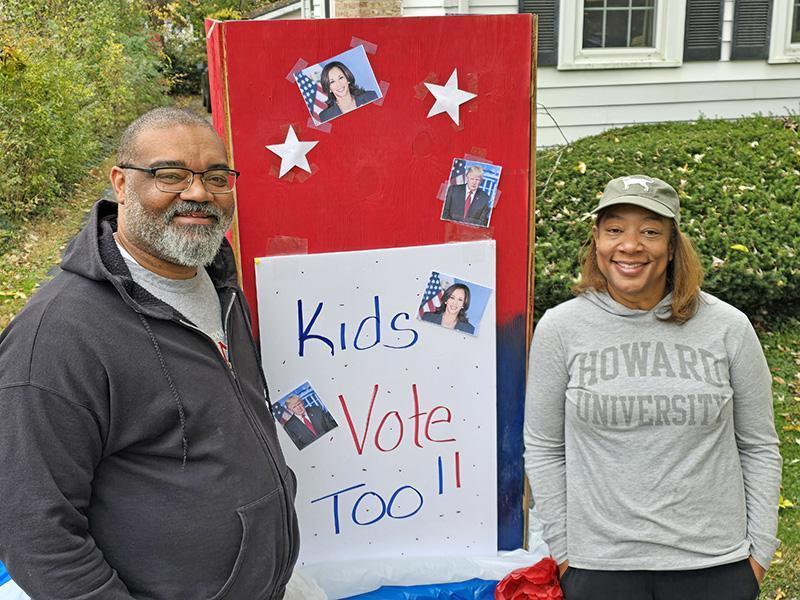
[768, 0, 800, 63]
[557, 0, 686, 69]
[582, 0, 656, 49]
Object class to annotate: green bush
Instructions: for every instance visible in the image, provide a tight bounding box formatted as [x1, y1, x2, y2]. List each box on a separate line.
[535, 115, 800, 318]
[153, 2, 260, 95]
[0, 0, 165, 248]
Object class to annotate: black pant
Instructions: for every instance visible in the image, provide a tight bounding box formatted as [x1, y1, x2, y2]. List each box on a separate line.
[560, 559, 760, 600]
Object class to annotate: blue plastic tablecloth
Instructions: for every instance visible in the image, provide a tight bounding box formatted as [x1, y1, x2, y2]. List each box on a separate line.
[341, 578, 498, 599]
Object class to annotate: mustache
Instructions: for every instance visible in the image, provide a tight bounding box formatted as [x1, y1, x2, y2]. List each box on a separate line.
[162, 201, 224, 224]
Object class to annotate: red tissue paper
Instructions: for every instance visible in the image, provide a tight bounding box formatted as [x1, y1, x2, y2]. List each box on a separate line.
[494, 556, 564, 600]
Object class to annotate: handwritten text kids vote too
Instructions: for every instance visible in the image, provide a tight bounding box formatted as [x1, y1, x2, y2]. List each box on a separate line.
[296, 295, 465, 536]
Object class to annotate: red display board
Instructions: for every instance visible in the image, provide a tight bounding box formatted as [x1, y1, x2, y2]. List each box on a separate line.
[207, 14, 536, 550]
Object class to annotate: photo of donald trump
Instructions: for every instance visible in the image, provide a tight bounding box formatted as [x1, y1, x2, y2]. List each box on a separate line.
[440, 160, 501, 228]
[274, 383, 338, 451]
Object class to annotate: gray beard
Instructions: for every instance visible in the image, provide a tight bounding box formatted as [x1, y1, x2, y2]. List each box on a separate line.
[122, 188, 233, 268]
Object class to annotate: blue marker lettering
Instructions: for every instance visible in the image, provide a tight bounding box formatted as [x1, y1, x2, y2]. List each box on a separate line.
[387, 485, 424, 519]
[384, 312, 419, 349]
[310, 483, 365, 534]
[352, 491, 387, 526]
[354, 296, 381, 351]
[297, 299, 334, 357]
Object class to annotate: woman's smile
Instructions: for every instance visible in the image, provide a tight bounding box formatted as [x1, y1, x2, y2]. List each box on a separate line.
[593, 204, 673, 310]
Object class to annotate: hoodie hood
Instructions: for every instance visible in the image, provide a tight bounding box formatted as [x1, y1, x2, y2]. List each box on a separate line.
[581, 289, 673, 320]
[60, 199, 119, 283]
[60, 200, 240, 318]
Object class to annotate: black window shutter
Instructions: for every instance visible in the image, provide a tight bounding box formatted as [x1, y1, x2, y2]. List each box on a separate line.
[520, 0, 559, 66]
[684, 0, 724, 60]
[731, 0, 773, 59]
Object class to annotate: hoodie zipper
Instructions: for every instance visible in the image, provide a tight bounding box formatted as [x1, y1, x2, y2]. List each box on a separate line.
[180, 290, 294, 597]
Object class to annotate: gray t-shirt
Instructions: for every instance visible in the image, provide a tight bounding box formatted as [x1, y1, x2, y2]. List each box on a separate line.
[115, 238, 228, 359]
[524, 290, 781, 571]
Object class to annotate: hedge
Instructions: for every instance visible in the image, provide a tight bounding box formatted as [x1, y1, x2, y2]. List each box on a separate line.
[534, 115, 800, 319]
[0, 1, 165, 250]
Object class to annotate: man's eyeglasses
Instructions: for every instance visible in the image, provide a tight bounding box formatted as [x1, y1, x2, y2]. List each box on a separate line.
[117, 165, 241, 194]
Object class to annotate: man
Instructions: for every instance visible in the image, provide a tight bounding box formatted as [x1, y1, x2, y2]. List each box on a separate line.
[441, 166, 492, 227]
[282, 395, 337, 450]
[0, 108, 299, 599]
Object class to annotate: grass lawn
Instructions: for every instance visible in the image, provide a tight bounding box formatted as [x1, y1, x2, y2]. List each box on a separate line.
[758, 318, 800, 600]
[0, 110, 797, 599]
[0, 157, 110, 329]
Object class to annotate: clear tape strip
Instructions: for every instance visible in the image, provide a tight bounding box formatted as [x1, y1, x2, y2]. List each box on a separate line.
[350, 37, 378, 54]
[308, 117, 332, 133]
[286, 58, 310, 83]
[444, 222, 494, 241]
[373, 81, 390, 106]
[262, 236, 310, 257]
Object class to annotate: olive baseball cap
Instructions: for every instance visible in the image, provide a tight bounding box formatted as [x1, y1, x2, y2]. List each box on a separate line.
[591, 175, 680, 225]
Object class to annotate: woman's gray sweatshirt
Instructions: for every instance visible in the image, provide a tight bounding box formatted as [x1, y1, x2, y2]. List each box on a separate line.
[524, 291, 781, 571]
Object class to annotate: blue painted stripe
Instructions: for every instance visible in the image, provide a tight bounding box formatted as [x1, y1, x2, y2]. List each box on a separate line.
[497, 316, 527, 550]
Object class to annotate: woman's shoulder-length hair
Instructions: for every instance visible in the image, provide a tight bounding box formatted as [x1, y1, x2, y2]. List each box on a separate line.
[572, 210, 704, 324]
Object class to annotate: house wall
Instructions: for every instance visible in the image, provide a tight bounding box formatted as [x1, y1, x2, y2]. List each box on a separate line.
[467, 0, 517, 15]
[251, 1, 302, 19]
[401, 0, 459, 16]
[536, 0, 800, 146]
[335, 0, 402, 17]
[314, 0, 800, 146]
[721, 0, 734, 61]
[537, 61, 800, 145]
[256, 7, 301, 19]
[401, 0, 516, 16]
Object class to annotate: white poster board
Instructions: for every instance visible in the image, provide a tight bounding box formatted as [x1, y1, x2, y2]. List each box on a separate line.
[255, 241, 497, 565]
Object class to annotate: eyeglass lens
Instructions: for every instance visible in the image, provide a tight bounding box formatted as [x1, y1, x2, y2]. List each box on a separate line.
[153, 168, 236, 193]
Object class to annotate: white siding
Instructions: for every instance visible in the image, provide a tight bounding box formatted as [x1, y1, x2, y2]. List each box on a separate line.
[305, 0, 325, 17]
[720, 0, 734, 61]
[324, 0, 800, 147]
[468, 0, 518, 15]
[401, 0, 516, 15]
[537, 61, 800, 146]
[402, 0, 458, 16]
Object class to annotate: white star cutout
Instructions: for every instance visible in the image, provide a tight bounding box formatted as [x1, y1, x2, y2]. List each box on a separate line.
[266, 126, 318, 178]
[424, 68, 477, 126]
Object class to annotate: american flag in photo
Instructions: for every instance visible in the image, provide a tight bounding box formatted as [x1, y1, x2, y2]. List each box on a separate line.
[450, 159, 467, 185]
[419, 271, 444, 317]
[273, 402, 291, 424]
[295, 70, 328, 122]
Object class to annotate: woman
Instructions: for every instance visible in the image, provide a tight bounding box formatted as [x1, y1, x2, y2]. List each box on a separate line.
[421, 283, 475, 334]
[524, 175, 781, 600]
[318, 61, 378, 122]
